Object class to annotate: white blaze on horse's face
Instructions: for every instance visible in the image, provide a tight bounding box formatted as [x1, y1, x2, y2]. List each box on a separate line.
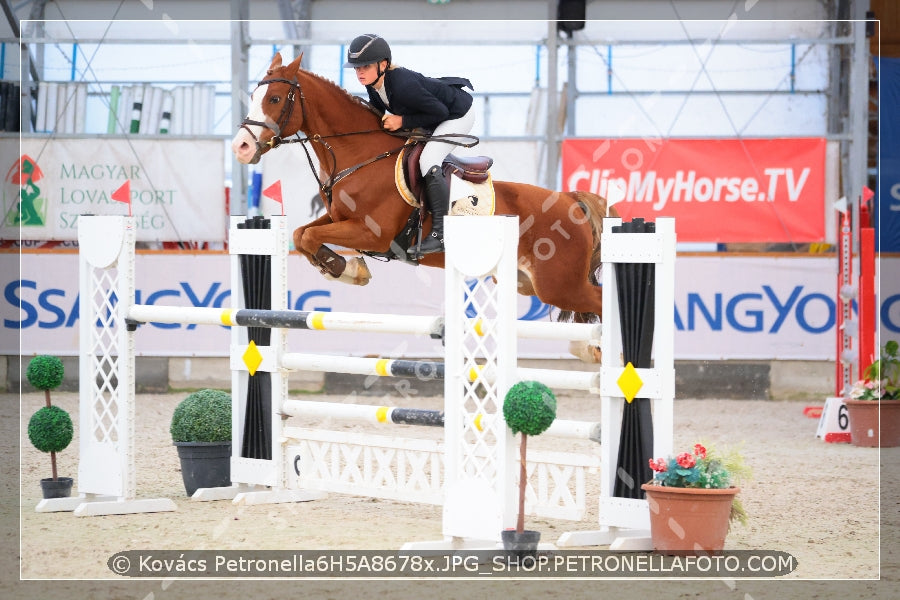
[231, 83, 271, 165]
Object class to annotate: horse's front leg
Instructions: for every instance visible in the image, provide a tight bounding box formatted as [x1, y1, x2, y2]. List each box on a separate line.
[297, 219, 389, 286]
[295, 221, 373, 286]
[295, 215, 371, 285]
[292, 214, 334, 267]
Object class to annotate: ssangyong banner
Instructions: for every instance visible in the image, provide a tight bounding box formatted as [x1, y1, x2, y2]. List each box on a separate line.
[4, 251, 898, 361]
[562, 138, 828, 243]
[0, 137, 226, 242]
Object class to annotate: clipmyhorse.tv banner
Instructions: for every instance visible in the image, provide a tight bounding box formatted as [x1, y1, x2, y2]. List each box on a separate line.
[562, 137, 828, 243]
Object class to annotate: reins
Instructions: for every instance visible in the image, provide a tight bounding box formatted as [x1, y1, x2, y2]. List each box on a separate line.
[240, 74, 480, 210]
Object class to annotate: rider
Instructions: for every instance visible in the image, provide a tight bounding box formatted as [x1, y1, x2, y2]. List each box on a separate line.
[344, 33, 475, 256]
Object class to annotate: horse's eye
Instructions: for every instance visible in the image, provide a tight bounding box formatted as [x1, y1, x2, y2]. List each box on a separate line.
[269, 96, 281, 104]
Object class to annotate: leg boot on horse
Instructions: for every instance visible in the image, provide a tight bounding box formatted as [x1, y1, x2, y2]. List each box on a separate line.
[410, 165, 450, 258]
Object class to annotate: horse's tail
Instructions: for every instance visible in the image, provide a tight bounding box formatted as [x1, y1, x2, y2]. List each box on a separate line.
[558, 190, 614, 324]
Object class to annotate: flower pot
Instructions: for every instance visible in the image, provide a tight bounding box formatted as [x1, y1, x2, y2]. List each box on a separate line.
[641, 484, 739, 554]
[844, 399, 900, 448]
[501, 529, 541, 564]
[40, 476, 73, 499]
[174, 442, 231, 496]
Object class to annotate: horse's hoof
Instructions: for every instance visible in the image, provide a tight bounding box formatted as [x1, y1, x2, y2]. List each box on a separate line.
[337, 256, 372, 286]
[569, 340, 602, 364]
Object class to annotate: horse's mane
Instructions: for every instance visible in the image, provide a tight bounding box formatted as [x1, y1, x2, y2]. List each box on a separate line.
[299, 68, 383, 119]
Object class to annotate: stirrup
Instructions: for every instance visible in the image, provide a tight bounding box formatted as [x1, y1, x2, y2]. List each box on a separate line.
[409, 231, 444, 257]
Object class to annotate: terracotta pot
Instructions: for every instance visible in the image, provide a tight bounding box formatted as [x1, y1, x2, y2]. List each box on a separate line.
[844, 399, 900, 448]
[641, 483, 739, 554]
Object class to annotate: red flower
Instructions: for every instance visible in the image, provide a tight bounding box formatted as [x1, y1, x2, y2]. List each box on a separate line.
[648, 458, 667, 472]
[693, 443, 707, 459]
[676, 452, 696, 468]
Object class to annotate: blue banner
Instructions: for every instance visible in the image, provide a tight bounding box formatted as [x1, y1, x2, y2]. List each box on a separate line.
[879, 159, 900, 251]
[877, 58, 900, 251]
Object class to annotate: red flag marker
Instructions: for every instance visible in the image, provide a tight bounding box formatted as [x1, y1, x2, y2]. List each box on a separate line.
[262, 180, 284, 216]
[112, 180, 132, 216]
[862, 186, 874, 203]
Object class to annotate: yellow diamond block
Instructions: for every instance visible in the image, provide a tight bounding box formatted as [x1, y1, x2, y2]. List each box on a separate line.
[242, 340, 264, 376]
[617, 362, 644, 403]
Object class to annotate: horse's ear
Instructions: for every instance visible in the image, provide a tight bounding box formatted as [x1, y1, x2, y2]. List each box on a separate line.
[287, 53, 303, 76]
[267, 52, 283, 74]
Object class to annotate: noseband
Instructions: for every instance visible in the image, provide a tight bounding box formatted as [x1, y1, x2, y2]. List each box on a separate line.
[240, 76, 306, 152]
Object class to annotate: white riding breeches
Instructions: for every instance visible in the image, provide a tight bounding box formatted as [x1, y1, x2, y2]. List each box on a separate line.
[418, 107, 476, 177]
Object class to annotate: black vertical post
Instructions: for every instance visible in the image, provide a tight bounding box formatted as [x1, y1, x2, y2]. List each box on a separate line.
[238, 216, 272, 460]
[612, 218, 656, 499]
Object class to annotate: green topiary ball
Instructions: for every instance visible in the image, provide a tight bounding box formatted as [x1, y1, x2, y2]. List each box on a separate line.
[28, 405, 74, 453]
[26, 355, 65, 391]
[503, 380, 557, 436]
[170, 389, 232, 443]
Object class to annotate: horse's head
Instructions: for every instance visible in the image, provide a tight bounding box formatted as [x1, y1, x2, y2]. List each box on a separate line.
[232, 53, 305, 165]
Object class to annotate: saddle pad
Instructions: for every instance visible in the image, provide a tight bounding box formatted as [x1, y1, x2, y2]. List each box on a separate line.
[394, 149, 421, 208]
[394, 151, 496, 216]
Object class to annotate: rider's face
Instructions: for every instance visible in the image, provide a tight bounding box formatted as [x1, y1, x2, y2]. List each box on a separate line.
[354, 62, 384, 87]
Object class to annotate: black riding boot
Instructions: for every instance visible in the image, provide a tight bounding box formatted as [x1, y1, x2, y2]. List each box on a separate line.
[410, 165, 450, 257]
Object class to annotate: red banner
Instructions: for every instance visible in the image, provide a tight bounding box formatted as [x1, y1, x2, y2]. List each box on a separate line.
[561, 138, 827, 243]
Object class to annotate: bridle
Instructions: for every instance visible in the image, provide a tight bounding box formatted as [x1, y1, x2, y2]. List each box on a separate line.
[239, 76, 306, 153]
[238, 73, 410, 209]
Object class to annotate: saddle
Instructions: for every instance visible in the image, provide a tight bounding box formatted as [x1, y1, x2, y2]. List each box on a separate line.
[369, 140, 494, 265]
[400, 142, 493, 206]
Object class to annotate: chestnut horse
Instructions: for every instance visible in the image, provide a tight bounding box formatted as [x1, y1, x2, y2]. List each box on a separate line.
[231, 54, 614, 359]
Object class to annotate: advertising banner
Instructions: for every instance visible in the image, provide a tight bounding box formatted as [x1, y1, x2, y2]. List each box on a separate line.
[878, 158, 900, 252]
[5, 250, 897, 361]
[877, 57, 900, 252]
[562, 138, 828, 243]
[7, 251, 558, 359]
[0, 137, 226, 242]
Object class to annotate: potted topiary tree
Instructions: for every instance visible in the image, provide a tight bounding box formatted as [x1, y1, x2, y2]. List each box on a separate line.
[500, 380, 557, 560]
[25, 355, 74, 499]
[170, 389, 232, 496]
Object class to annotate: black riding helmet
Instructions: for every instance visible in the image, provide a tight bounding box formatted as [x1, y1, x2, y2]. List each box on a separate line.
[344, 34, 392, 75]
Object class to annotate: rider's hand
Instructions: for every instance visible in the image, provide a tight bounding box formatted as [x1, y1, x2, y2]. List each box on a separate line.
[381, 114, 403, 131]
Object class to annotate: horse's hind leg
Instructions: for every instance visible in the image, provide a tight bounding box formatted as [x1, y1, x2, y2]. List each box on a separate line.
[525, 248, 604, 363]
[526, 244, 604, 320]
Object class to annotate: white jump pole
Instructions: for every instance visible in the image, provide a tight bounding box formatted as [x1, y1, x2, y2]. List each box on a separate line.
[279, 352, 601, 392]
[281, 399, 600, 442]
[125, 306, 598, 343]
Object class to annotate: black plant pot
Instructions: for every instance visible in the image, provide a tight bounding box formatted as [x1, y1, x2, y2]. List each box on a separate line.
[40, 477, 73, 499]
[501, 529, 541, 564]
[174, 442, 232, 496]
